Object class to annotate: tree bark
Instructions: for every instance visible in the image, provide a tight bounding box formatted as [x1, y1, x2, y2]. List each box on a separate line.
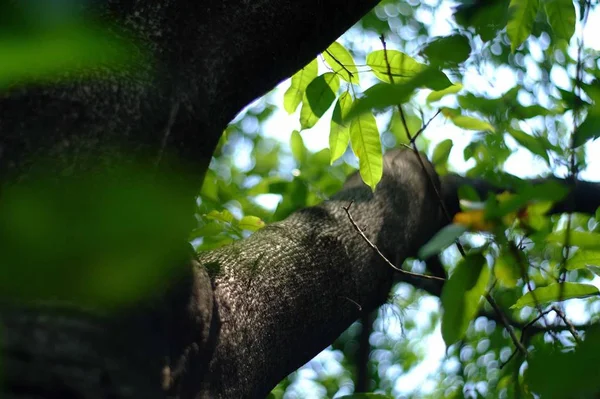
[2, 1, 600, 399]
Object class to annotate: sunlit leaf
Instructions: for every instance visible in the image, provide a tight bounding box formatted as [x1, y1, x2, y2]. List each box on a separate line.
[567, 250, 600, 270]
[441, 253, 490, 346]
[238, 216, 265, 232]
[284, 59, 318, 114]
[544, 0, 576, 43]
[290, 130, 307, 164]
[427, 83, 463, 103]
[511, 282, 599, 309]
[330, 91, 353, 163]
[349, 112, 382, 190]
[444, 111, 495, 132]
[418, 224, 468, 259]
[367, 49, 425, 83]
[206, 209, 235, 223]
[507, 0, 540, 52]
[338, 394, 393, 399]
[494, 251, 521, 288]
[323, 41, 359, 84]
[547, 230, 600, 250]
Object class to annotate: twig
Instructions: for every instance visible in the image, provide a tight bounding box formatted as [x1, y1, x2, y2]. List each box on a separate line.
[485, 293, 527, 357]
[339, 295, 363, 311]
[411, 109, 442, 143]
[551, 306, 581, 342]
[377, 34, 529, 356]
[325, 49, 356, 82]
[343, 201, 444, 282]
[378, 35, 460, 253]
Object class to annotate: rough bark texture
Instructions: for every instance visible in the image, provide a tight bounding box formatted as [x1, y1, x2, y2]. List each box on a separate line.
[197, 150, 445, 398]
[1, 1, 600, 399]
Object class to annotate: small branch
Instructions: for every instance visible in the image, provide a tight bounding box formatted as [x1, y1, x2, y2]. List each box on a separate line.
[485, 293, 528, 357]
[378, 35, 460, 254]
[412, 109, 442, 143]
[343, 202, 444, 282]
[551, 306, 581, 343]
[339, 296, 363, 312]
[325, 49, 356, 82]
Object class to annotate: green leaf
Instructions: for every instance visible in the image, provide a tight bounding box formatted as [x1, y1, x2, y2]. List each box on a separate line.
[567, 250, 600, 270]
[444, 111, 495, 132]
[573, 111, 600, 148]
[485, 181, 568, 219]
[507, 0, 540, 52]
[305, 73, 340, 118]
[422, 35, 471, 66]
[506, 128, 550, 164]
[547, 230, 600, 250]
[338, 394, 393, 399]
[366, 49, 426, 83]
[418, 224, 468, 259]
[300, 73, 340, 129]
[494, 252, 521, 288]
[544, 0, 576, 42]
[284, 59, 318, 114]
[322, 41, 359, 84]
[349, 113, 382, 190]
[513, 104, 554, 119]
[330, 91, 353, 163]
[290, 130, 306, 164]
[238, 216, 265, 232]
[527, 328, 600, 398]
[511, 282, 599, 309]
[346, 83, 413, 120]
[458, 185, 481, 203]
[347, 69, 451, 120]
[432, 139, 453, 165]
[441, 254, 490, 346]
[524, 180, 569, 202]
[427, 83, 463, 103]
[206, 210, 234, 223]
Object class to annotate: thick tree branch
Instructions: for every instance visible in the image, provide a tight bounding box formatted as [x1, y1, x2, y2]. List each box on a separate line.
[0, 1, 379, 398]
[196, 150, 446, 398]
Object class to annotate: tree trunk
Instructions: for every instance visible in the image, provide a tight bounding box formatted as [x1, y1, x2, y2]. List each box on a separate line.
[2, 1, 600, 398]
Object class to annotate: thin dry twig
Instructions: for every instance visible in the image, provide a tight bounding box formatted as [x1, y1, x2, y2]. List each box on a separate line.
[343, 201, 444, 282]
